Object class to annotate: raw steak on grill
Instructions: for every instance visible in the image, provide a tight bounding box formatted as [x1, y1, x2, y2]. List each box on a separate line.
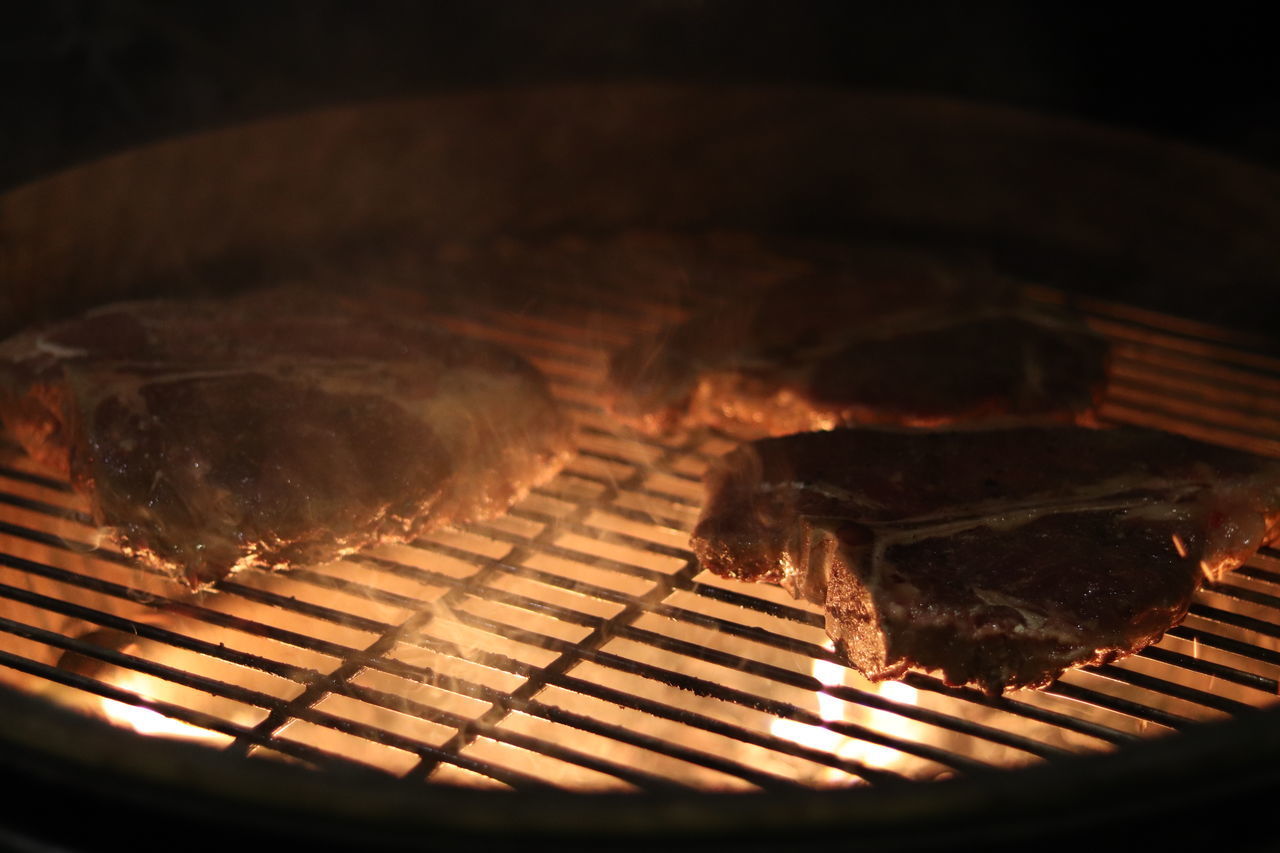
[692, 426, 1280, 693]
[606, 251, 1110, 438]
[0, 287, 573, 588]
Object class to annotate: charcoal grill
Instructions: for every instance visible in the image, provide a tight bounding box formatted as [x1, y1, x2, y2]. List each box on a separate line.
[2, 87, 1280, 850]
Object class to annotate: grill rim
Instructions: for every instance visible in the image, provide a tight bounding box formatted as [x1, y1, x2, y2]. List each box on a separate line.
[4, 84, 1280, 844]
[5, 680, 1280, 848]
[5, 84, 1280, 340]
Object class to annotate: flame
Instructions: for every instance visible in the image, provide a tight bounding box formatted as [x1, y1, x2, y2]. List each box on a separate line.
[771, 653, 922, 779]
[98, 676, 227, 744]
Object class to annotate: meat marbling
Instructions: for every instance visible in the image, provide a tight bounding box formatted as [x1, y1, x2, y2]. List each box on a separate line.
[692, 426, 1280, 693]
[0, 287, 573, 588]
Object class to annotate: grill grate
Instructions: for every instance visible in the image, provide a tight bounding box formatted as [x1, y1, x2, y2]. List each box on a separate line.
[2, 282, 1279, 792]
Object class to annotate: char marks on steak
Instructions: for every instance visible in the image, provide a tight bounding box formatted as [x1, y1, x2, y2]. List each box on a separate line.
[0, 287, 574, 588]
[692, 426, 1280, 693]
[606, 251, 1110, 438]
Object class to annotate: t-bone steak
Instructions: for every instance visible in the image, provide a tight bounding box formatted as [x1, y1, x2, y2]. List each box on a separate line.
[691, 426, 1280, 693]
[0, 287, 573, 588]
[606, 251, 1110, 438]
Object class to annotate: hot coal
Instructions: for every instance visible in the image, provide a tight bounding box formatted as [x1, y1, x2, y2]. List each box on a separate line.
[606, 251, 1110, 438]
[692, 425, 1280, 693]
[0, 287, 573, 588]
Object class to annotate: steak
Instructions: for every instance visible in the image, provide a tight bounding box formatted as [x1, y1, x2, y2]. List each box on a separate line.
[692, 426, 1280, 693]
[0, 287, 573, 588]
[606, 252, 1110, 438]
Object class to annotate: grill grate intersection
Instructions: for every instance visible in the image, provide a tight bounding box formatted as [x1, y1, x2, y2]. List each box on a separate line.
[2, 282, 1279, 790]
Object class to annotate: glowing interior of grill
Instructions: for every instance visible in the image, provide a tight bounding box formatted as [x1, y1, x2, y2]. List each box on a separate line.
[2, 282, 1279, 793]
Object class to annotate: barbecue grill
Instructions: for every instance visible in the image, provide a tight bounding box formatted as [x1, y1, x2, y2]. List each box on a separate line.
[2, 86, 1280, 851]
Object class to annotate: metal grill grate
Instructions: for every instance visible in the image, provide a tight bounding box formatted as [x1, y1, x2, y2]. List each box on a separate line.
[2, 283, 1279, 792]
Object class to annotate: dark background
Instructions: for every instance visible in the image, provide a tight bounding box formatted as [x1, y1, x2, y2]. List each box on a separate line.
[3, 1, 1278, 191]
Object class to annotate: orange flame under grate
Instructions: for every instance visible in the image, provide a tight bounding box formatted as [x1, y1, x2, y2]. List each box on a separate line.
[2, 281, 1280, 792]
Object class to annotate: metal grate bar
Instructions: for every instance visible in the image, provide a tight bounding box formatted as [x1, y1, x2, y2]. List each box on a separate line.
[442, 558, 1063, 758]
[613, 622, 1070, 760]
[431, 547, 1062, 758]
[0, 577, 319, 685]
[3, 278, 1280, 790]
[431, 516, 1261, 725]
[430, 517, 826, 628]
[0, 461, 74, 493]
[1133, 646, 1277, 693]
[244, 432, 839, 788]
[678, 580, 826, 626]
[0, 617, 560, 786]
[353, 629, 867, 787]
[0, 610, 305, 724]
[0, 517, 137, 569]
[214, 578, 396, 635]
[336, 681, 700, 793]
[545, 668, 909, 783]
[244, 563, 865, 783]
[296, 556, 934, 780]
[0, 646, 382, 774]
[1083, 664, 1256, 715]
[1166, 624, 1280, 670]
[537, 479, 699, 512]
[897, 673, 1140, 745]
[366, 539, 1057, 757]
[0, 515, 852, 788]
[5, 475, 1250, 748]
[397, 628, 909, 784]
[0, 579, 609, 790]
[1100, 406, 1280, 459]
[1107, 382, 1280, 439]
[1235, 563, 1280, 586]
[1189, 603, 1280, 640]
[1024, 286, 1279, 354]
[436, 606, 990, 774]
[0, 516, 730, 787]
[0, 491, 91, 525]
[1036, 680, 1195, 730]
[217, 518, 608, 787]
[340, 640, 811, 789]
[0, 523, 931, 787]
[522, 496, 698, 538]
[1107, 368, 1280, 419]
[1086, 318, 1280, 375]
[1107, 346, 1280, 397]
[0, 540, 379, 664]
[395, 438, 891, 787]
[1204, 580, 1280, 613]
[344, 544, 1132, 759]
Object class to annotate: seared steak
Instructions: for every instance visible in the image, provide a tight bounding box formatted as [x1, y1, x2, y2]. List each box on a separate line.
[0, 287, 573, 588]
[692, 426, 1280, 693]
[606, 252, 1109, 438]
